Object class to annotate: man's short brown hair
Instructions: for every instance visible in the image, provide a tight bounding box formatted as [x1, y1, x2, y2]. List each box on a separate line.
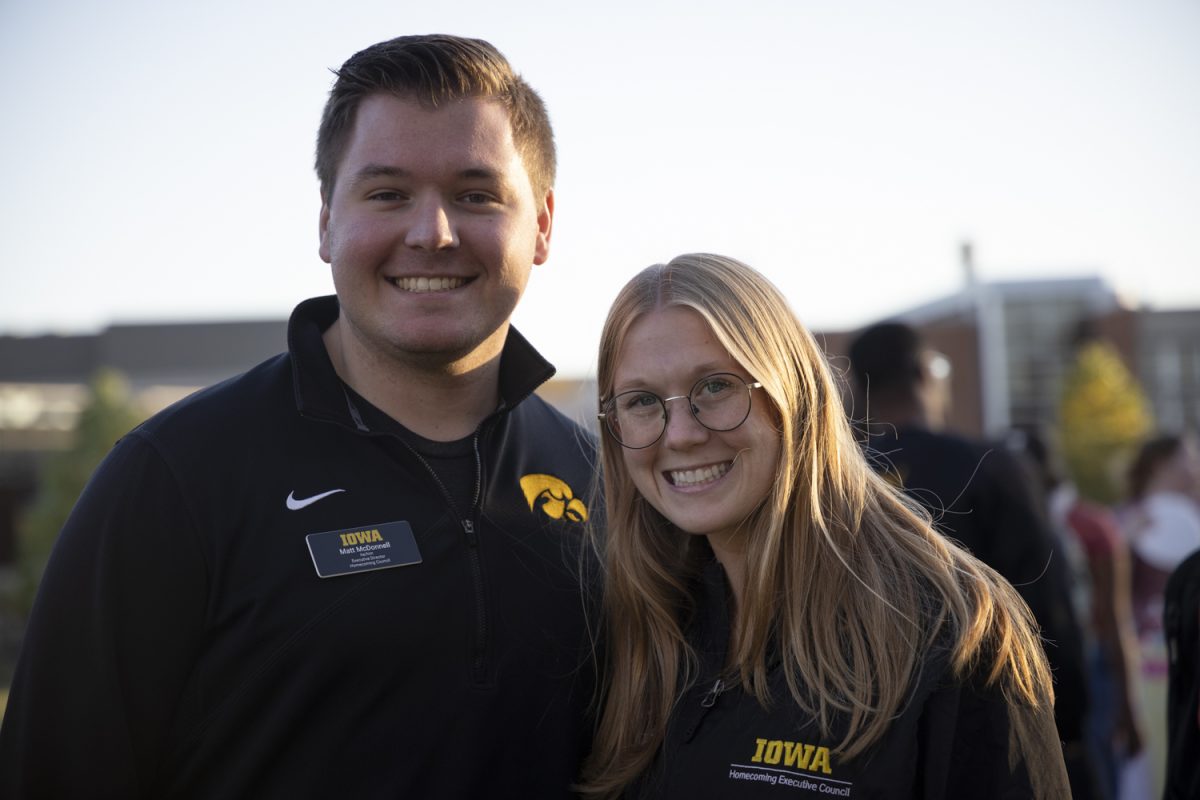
[315, 34, 556, 202]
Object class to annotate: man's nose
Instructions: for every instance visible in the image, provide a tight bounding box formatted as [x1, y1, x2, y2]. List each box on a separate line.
[405, 197, 458, 252]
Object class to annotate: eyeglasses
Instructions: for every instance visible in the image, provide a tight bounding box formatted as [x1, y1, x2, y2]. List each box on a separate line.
[598, 373, 765, 449]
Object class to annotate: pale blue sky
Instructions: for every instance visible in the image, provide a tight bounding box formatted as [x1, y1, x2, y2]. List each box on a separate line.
[2, 0, 1197, 376]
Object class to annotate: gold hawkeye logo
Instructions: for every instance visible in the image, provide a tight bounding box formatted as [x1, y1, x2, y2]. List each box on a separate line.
[520, 474, 588, 522]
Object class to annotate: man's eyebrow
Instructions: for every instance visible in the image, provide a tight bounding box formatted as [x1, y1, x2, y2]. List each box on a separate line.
[347, 164, 506, 190]
[459, 167, 502, 182]
[348, 164, 410, 188]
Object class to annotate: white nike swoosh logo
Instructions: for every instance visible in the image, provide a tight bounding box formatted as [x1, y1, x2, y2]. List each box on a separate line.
[286, 489, 346, 511]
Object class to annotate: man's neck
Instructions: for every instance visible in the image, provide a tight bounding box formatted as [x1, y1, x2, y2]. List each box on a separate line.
[323, 318, 505, 442]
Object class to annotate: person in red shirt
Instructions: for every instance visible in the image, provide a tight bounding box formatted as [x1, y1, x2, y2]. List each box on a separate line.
[1010, 426, 1145, 799]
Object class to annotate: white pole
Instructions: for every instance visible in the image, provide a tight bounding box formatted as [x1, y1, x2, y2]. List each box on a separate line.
[963, 242, 1009, 436]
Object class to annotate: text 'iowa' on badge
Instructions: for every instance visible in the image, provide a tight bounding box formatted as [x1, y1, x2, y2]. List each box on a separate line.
[305, 520, 422, 579]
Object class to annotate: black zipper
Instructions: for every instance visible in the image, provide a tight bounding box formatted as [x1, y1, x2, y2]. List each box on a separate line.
[320, 393, 495, 685]
[399, 437, 491, 685]
[463, 434, 488, 683]
[700, 678, 725, 708]
[683, 678, 725, 742]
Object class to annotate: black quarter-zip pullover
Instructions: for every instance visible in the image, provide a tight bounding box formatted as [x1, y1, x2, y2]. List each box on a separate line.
[0, 296, 599, 799]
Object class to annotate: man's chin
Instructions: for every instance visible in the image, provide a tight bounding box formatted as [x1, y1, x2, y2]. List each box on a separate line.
[381, 327, 510, 373]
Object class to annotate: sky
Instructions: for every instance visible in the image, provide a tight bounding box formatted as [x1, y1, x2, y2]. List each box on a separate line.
[1, 0, 1197, 377]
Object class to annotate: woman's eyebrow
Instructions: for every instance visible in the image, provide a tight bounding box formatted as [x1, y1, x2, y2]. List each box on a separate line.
[610, 364, 738, 395]
[610, 379, 653, 395]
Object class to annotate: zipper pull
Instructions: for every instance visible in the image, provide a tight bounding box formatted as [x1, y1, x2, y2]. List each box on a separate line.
[683, 678, 726, 742]
[700, 678, 724, 708]
[462, 518, 478, 545]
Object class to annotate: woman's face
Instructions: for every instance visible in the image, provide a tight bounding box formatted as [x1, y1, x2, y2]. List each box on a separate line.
[1163, 438, 1200, 497]
[609, 306, 781, 555]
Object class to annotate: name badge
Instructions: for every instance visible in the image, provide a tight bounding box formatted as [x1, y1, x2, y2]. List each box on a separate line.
[306, 520, 422, 579]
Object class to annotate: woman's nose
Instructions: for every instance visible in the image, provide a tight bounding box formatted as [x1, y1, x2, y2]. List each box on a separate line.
[661, 395, 709, 449]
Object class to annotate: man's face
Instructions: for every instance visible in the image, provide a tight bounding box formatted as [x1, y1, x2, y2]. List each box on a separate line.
[319, 93, 553, 369]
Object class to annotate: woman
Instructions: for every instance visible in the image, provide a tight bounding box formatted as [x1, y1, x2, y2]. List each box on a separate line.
[580, 254, 1069, 798]
[1124, 434, 1200, 638]
[1117, 434, 1200, 799]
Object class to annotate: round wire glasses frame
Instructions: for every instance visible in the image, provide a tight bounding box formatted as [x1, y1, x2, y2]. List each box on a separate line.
[597, 372, 765, 449]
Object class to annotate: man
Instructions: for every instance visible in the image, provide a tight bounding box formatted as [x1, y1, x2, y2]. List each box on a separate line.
[847, 321, 1102, 800]
[0, 35, 596, 798]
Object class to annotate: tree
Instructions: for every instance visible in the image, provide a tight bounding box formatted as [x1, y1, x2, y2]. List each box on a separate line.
[1058, 340, 1153, 504]
[12, 369, 146, 614]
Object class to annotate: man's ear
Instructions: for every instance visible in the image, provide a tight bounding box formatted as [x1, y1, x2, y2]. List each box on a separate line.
[533, 188, 554, 266]
[318, 199, 332, 264]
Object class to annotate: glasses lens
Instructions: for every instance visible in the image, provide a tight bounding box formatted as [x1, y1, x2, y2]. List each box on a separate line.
[603, 374, 754, 448]
[606, 391, 666, 448]
[689, 374, 751, 431]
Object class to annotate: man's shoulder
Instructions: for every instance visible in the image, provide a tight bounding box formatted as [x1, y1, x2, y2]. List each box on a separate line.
[507, 392, 597, 465]
[136, 351, 293, 446]
[870, 426, 986, 472]
[907, 426, 988, 455]
[136, 294, 335, 442]
[514, 391, 592, 433]
[911, 428, 1027, 480]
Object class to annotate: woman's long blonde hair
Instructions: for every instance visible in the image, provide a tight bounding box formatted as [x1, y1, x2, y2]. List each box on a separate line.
[579, 254, 1053, 798]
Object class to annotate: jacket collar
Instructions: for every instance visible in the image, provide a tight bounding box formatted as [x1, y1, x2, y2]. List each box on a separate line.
[287, 295, 557, 427]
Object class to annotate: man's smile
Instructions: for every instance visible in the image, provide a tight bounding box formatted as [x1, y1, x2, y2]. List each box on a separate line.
[386, 276, 471, 293]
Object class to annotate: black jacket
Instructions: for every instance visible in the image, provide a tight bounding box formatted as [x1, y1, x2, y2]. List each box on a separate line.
[631, 562, 1071, 799]
[1164, 549, 1200, 800]
[0, 296, 598, 799]
[863, 426, 1089, 739]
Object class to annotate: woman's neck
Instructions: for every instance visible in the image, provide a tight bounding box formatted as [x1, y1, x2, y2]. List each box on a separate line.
[706, 535, 746, 632]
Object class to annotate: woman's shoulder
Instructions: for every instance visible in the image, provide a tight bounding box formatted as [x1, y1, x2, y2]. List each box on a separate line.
[858, 632, 1066, 799]
[921, 657, 1069, 797]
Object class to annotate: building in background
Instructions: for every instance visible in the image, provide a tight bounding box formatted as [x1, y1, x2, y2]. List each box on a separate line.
[1137, 309, 1200, 434]
[0, 321, 598, 567]
[2, 274, 1197, 566]
[0, 320, 288, 567]
[824, 269, 1198, 442]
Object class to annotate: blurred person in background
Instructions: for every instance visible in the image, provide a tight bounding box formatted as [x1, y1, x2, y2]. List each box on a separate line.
[1117, 433, 1200, 799]
[1162, 547, 1200, 800]
[1008, 425, 1145, 799]
[847, 321, 1102, 800]
[1161, 551, 1200, 800]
